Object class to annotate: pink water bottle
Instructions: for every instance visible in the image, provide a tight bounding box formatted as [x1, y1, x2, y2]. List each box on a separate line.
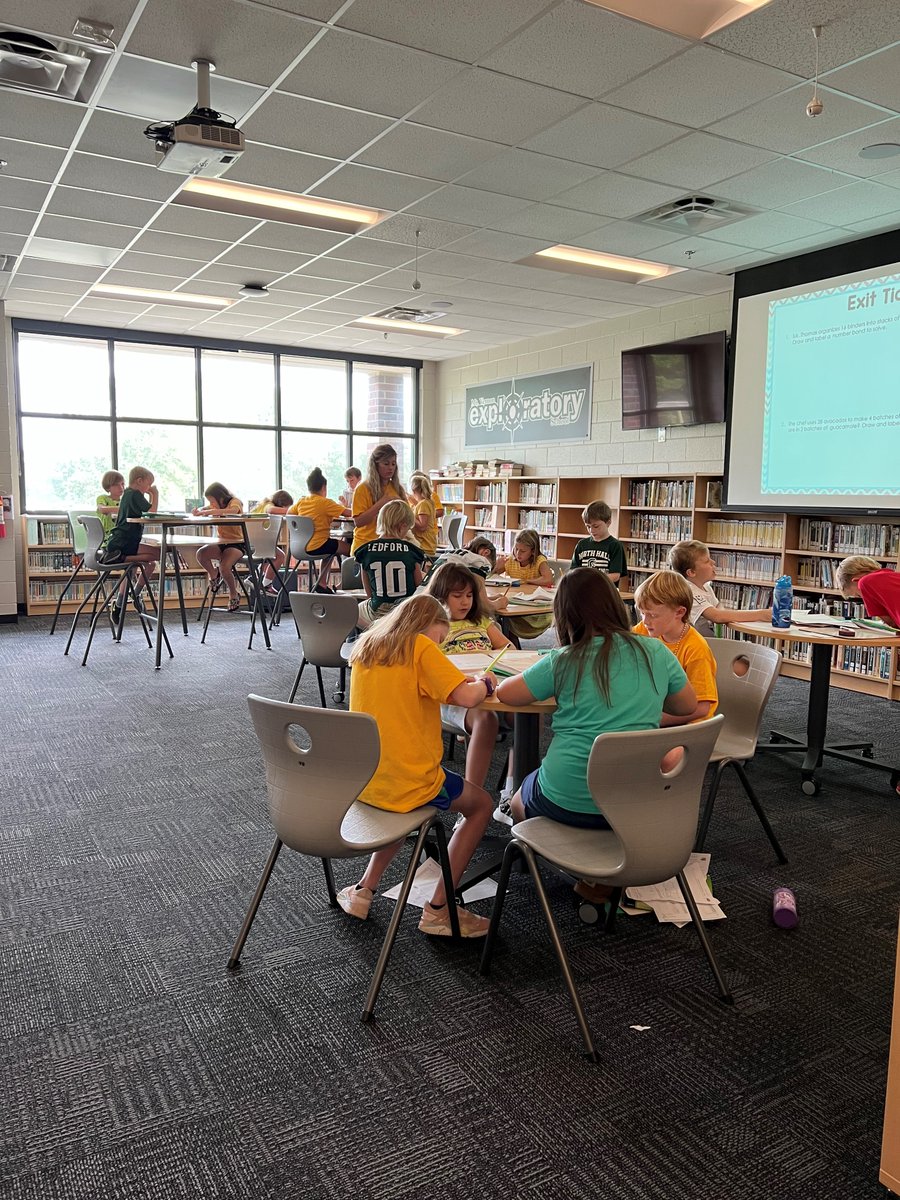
[772, 886, 798, 929]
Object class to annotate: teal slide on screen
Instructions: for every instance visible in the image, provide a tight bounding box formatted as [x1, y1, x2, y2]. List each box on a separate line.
[761, 270, 900, 496]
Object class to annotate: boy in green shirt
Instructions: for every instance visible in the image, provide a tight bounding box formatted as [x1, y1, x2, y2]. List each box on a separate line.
[96, 470, 125, 540]
[570, 500, 627, 582]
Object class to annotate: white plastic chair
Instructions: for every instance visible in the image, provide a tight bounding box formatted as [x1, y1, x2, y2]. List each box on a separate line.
[49, 509, 94, 634]
[447, 511, 468, 549]
[228, 696, 460, 1019]
[480, 716, 727, 1060]
[288, 591, 359, 706]
[340, 556, 362, 591]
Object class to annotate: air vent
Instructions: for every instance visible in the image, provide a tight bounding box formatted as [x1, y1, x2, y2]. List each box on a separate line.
[0, 23, 115, 104]
[0, 253, 16, 273]
[374, 305, 449, 324]
[634, 194, 758, 233]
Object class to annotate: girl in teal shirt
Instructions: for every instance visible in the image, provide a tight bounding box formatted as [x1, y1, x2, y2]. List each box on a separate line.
[495, 569, 696, 828]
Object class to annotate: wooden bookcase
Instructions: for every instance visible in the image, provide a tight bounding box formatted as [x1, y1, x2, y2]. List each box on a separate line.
[431, 471, 900, 701]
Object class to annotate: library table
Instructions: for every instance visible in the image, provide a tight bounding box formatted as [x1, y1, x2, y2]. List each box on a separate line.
[486, 582, 555, 642]
[130, 514, 275, 669]
[729, 620, 900, 795]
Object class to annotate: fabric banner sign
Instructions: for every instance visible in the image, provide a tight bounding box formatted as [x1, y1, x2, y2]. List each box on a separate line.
[465, 364, 592, 448]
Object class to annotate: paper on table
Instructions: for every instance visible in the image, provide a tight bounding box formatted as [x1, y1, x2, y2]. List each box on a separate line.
[625, 852, 725, 926]
[508, 587, 555, 604]
[381, 857, 497, 907]
[446, 650, 537, 676]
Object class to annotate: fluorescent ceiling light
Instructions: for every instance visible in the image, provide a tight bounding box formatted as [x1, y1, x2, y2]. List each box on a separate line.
[350, 315, 464, 337]
[581, 0, 774, 40]
[177, 178, 384, 233]
[27, 237, 120, 268]
[519, 244, 684, 284]
[89, 283, 234, 309]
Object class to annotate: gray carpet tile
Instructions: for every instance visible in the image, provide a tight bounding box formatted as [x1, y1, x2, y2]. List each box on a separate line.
[2, 608, 900, 1200]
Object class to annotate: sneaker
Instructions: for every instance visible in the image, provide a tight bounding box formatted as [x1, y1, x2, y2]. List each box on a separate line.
[313, 582, 335, 594]
[419, 901, 490, 938]
[100, 549, 124, 565]
[493, 787, 514, 827]
[574, 880, 614, 905]
[111, 604, 123, 625]
[336, 884, 373, 919]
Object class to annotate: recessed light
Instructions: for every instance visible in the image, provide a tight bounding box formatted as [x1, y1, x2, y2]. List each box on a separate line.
[89, 283, 233, 309]
[238, 283, 269, 299]
[177, 178, 384, 234]
[858, 143, 900, 160]
[580, 0, 774, 39]
[519, 244, 684, 283]
[350, 315, 464, 337]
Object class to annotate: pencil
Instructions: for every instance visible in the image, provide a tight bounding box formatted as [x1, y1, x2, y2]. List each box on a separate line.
[485, 644, 511, 672]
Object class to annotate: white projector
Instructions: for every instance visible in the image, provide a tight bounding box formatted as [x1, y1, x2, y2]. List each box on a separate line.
[155, 120, 245, 178]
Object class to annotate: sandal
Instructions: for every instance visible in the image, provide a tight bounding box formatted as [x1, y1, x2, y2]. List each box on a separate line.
[228, 596, 241, 613]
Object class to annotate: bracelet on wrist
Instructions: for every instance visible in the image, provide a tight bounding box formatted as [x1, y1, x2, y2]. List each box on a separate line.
[482, 675, 495, 698]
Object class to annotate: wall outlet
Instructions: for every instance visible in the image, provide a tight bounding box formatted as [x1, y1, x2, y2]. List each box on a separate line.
[658, 426, 666, 442]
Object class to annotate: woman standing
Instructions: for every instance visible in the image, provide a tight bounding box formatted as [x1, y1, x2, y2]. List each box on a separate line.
[350, 443, 408, 556]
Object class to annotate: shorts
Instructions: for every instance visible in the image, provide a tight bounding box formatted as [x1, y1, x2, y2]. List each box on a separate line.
[308, 536, 340, 556]
[423, 769, 464, 811]
[216, 541, 248, 556]
[520, 769, 611, 830]
[357, 597, 397, 630]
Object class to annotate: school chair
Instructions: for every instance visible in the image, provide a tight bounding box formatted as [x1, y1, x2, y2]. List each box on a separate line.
[287, 592, 359, 706]
[281, 515, 334, 593]
[546, 559, 568, 583]
[480, 717, 728, 1061]
[197, 521, 278, 652]
[340, 556, 362, 591]
[229, 696, 461, 1020]
[694, 639, 787, 863]
[49, 508, 94, 634]
[447, 511, 468, 549]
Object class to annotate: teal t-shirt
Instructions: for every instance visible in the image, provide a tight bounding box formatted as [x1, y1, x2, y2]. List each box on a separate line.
[571, 534, 627, 576]
[522, 636, 687, 813]
[356, 538, 425, 610]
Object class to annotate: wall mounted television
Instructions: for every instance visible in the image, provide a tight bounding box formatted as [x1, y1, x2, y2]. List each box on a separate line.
[621, 331, 726, 430]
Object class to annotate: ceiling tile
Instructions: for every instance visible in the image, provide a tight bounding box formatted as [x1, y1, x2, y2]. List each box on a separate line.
[305, 297, 378, 314]
[455, 149, 600, 202]
[270, 272, 346, 296]
[708, 86, 889, 155]
[244, 223, 347, 255]
[604, 45, 799, 129]
[36, 215, 137, 249]
[572, 220, 686, 255]
[309, 164, 440, 210]
[224, 144, 338, 193]
[551, 172, 685, 219]
[290, 257, 381, 283]
[873, 165, 900, 191]
[779, 179, 900, 224]
[412, 70, 584, 145]
[0, 138, 67, 184]
[17, 258, 105, 283]
[407, 185, 533, 226]
[701, 210, 839, 249]
[129, 229, 232, 261]
[438, 230, 549, 261]
[0, 178, 50, 212]
[99, 55, 263, 123]
[242, 94, 392, 158]
[150, 206, 261, 241]
[126, 0, 321, 86]
[635, 237, 755, 269]
[192, 261, 302, 286]
[46, 186, 161, 228]
[280, 28, 464, 116]
[400, 250, 496, 280]
[356, 123, 504, 182]
[713, 158, 856, 207]
[0, 209, 40, 238]
[79, 111, 159, 166]
[59, 153, 182, 202]
[822, 43, 900, 111]
[620, 132, 776, 191]
[489, 203, 611, 241]
[103, 268, 188, 290]
[795, 116, 900, 177]
[844, 211, 900, 234]
[115, 251, 209, 277]
[522, 103, 686, 170]
[481, 3, 687, 98]
[362, 213, 476, 248]
[641, 268, 732, 294]
[216, 243, 316, 272]
[322, 239, 415, 267]
[0, 91, 84, 149]
[335, 0, 552, 64]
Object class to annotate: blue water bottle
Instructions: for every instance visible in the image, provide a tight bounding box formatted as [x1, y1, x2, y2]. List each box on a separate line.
[772, 575, 793, 629]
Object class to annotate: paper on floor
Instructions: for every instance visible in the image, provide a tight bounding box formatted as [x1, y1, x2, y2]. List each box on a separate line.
[381, 857, 498, 908]
[625, 852, 725, 926]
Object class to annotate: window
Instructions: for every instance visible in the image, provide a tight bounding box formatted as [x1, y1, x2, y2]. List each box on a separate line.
[18, 334, 109, 416]
[281, 432, 348, 503]
[117, 422, 199, 512]
[21, 416, 112, 509]
[352, 363, 415, 435]
[115, 344, 196, 421]
[201, 350, 275, 426]
[202, 427, 276, 510]
[281, 357, 347, 429]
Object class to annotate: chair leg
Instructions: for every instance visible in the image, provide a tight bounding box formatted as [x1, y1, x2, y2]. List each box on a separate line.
[603, 888, 623, 933]
[480, 840, 520, 975]
[49, 558, 83, 634]
[81, 576, 122, 666]
[362, 819, 434, 1021]
[430, 819, 461, 938]
[200, 583, 218, 644]
[315, 666, 327, 708]
[322, 858, 338, 906]
[63, 574, 106, 656]
[734, 761, 788, 864]
[694, 762, 726, 852]
[674, 870, 734, 1005]
[287, 659, 307, 704]
[518, 843, 598, 1061]
[227, 838, 283, 969]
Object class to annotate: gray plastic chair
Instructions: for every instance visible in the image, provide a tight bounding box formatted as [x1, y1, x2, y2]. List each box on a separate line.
[447, 511, 468, 549]
[285, 514, 333, 591]
[480, 716, 728, 1060]
[340, 556, 362, 591]
[288, 591, 359, 706]
[49, 509, 95, 634]
[695, 638, 787, 863]
[546, 558, 568, 583]
[228, 696, 459, 1018]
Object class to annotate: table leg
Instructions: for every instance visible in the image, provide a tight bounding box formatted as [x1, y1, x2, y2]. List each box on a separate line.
[170, 545, 188, 635]
[803, 643, 832, 773]
[512, 712, 540, 789]
[154, 526, 168, 670]
[242, 523, 271, 651]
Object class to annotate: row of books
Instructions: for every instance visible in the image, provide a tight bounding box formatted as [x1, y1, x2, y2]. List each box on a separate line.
[439, 461, 523, 478]
[705, 519, 784, 548]
[438, 484, 464, 503]
[782, 640, 895, 680]
[627, 543, 672, 570]
[795, 557, 844, 588]
[29, 550, 78, 572]
[629, 514, 692, 541]
[26, 517, 70, 546]
[797, 518, 900, 556]
[715, 582, 774, 609]
[28, 575, 211, 602]
[627, 479, 694, 508]
[473, 506, 504, 529]
[474, 483, 506, 503]
[518, 509, 556, 534]
[518, 482, 557, 505]
[710, 551, 780, 581]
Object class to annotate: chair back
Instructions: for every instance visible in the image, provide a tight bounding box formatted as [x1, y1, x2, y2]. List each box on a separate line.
[547, 558, 568, 582]
[247, 513, 283, 560]
[448, 511, 467, 549]
[706, 637, 782, 761]
[247, 694, 380, 857]
[440, 509, 456, 545]
[340, 556, 362, 590]
[287, 515, 317, 562]
[585, 716, 724, 886]
[78, 515, 114, 571]
[289, 592, 360, 667]
[69, 509, 95, 558]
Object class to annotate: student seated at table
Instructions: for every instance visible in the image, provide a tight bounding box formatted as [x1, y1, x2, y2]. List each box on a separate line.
[192, 482, 245, 613]
[96, 470, 124, 541]
[339, 466, 361, 510]
[494, 568, 697, 829]
[252, 490, 293, 589]
[570, 500, 627, 583]
[340, 594, 496, 937]
[836, 556, 900, 630]
[409, 472, 438, 559]
[632, 570, 718, 724]
[100, 466, 161, 622]
[356, 500, 424, 630]
[668, 539, 772, 637]
[428, 537, 496, 582]
[495, 529, 554, 643]
[351, 443, 407, 556]
[289, 468, 351, 593]
[427, 562, 512, 791]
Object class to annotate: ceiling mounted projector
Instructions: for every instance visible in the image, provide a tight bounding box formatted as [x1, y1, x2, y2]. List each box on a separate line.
[144, 58, 244, 178]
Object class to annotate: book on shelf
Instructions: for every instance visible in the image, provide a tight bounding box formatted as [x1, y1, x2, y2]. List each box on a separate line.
[628, 513, 692, 541]
[797, 518, 900, 556]
[518, 509, 556, 534]
[706, 481, 723, 509]
[519, 481, 557, 505]
[627, 479, 694, 507]
[706, 518, 783, 549]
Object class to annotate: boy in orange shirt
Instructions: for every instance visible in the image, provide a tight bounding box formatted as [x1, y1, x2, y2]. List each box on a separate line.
[632, 570, 718, 724]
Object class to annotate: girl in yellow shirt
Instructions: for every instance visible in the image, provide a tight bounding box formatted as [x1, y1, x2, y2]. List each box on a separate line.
[409, 472, 438, 558]
[351, 443, 407, 555]
[192, 482, 245, 612]
[289, 468, 351, 591]
[342, 595, 495, 938]
[495, 529, 554, 642]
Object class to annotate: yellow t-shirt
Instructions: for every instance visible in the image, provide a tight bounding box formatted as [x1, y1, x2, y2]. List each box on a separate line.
[414, 497, 438, 556]
[215, 497, 244, 542]
[506, 553, 548, 582]
[632, 621, 718, 719]
[350, 635, 466, 812]
[290, 494, 345, 551]
[351, 481, 400, 555]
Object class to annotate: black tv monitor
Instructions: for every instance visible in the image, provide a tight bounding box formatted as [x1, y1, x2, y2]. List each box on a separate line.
[621, 331, 726, 430]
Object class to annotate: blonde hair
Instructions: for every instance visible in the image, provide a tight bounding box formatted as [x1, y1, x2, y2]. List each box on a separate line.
[377, 499, 415, 539]
[409, 472, 432, 500]
[350, 594, 448, 668]
[514, 529, 542, 564]
[634, 570, 693, 617]
[668, 539, 708, 577]
[364, 443, 407, 504]
[128, 465, 153, 486]
[101, 470, 124, 491]
[836, 555, 881, 592]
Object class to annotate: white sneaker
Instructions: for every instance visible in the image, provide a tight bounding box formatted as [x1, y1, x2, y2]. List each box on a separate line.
[493, 787, 514, 827]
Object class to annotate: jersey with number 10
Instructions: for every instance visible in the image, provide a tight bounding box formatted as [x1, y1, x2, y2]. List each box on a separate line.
[356, 538, 425, 611]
